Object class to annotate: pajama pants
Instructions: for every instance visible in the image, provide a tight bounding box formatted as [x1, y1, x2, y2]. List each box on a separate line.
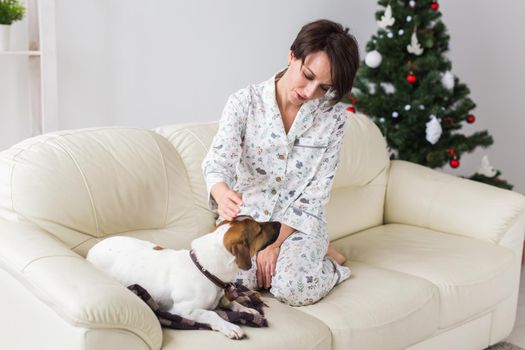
[234, 230, 351, 306]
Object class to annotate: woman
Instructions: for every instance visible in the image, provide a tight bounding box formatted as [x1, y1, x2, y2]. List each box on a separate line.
[202, 19, 359, 306]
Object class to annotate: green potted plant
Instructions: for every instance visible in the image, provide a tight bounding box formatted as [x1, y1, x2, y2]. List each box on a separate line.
[0, 0, 25, 51]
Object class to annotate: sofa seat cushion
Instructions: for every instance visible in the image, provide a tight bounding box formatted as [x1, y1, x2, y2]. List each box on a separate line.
[161, 297, 331, 350]
[297, 261, 439, 350]
[334, 224, 515, 328]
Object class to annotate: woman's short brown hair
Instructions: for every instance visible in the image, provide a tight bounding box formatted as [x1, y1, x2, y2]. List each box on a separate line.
[290, 19, 360, 106]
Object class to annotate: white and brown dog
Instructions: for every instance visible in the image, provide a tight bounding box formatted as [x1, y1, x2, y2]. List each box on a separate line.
[86, 216, 280, 339]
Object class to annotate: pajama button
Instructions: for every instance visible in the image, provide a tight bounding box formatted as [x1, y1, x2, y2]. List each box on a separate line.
[271, 189, 277, 195]
[276, 177, 282, 182]
[264, 209, 270, 215]
[278, 154, 285, 160]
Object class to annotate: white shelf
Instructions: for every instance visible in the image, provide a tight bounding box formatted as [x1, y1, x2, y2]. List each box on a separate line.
[0, 51, 41, 56]
[24, 0, 58, 136]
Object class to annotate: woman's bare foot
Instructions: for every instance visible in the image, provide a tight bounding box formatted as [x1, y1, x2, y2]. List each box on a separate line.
[327, 244, 347, 265]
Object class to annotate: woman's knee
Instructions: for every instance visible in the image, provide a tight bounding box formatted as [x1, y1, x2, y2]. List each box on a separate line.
[270, 273, 324, 306]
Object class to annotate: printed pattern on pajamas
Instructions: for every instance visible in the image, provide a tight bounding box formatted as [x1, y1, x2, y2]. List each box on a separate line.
[201, 69, 351, 306]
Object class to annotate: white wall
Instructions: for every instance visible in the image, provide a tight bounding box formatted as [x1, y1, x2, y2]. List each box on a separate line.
[0, 0, 524, 193]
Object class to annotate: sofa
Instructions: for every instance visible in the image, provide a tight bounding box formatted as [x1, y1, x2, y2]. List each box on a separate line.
[0, 112, 524, 350]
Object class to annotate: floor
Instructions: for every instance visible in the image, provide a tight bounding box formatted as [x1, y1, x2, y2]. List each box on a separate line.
[506, 266, 525, 346]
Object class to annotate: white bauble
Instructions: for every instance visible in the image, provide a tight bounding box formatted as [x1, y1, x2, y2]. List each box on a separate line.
[441, 71, 455, 90]
[425, 115, 442, 144]
[365, 50, 382, 68]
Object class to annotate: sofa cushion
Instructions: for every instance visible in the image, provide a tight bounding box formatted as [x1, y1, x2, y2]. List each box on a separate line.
[334, 224, 515, 328]
[298, 261, 439, 350]
[160, 297, 331, 350]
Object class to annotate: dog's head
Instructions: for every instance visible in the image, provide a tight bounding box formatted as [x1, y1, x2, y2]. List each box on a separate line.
[222, 215, 280, 271]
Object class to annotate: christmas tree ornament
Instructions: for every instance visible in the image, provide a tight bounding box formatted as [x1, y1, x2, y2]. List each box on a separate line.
[379, 117, 386, 123]
[398, 29, 405, 36]
[407, 31, 424, 55]
[346, 105, 356, 113]
[387, 32, 394, 38]
[377, 5, 395, 29]
[446, 147, 455, 156]
[441, 71, 454, 90]
[419, 104, 425, 110]
[388, 147, 399, 158]
[392, 111, 399, 118]
[409, 0, 416, 8]
[430, 2, 439, 10]
[425, 115, 442, 144]
[477, 155, 497, 177]
[467, 114, 476, 123]
[449, 158, 460, 168]
[406, 15, 413, 22]
[404, 104, 411, 111]
[380, 82, 395, 94]
[406, 73, 417, 84]
[365, 50, 382, 68]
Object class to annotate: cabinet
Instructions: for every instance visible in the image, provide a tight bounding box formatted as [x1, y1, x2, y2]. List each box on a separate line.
[0, 0, 57, 135]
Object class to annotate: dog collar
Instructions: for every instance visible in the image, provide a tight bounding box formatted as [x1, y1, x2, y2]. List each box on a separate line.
[189, 249, 231, 290]
[189, 250, 255, 302]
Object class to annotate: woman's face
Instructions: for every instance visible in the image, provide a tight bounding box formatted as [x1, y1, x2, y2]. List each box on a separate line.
[285, 50, 333, 106]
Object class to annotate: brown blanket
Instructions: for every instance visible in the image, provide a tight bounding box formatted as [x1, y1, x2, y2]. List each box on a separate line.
[128, 284, 268, 330]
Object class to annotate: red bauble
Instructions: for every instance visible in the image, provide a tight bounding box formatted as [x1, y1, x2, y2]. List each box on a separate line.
[406, 74, 417, 84]
[446, 147, 455, 156]
[431, 2, 439, 10]
[450, 158, 460, 168]
[346, 106, 356, 113]
[467, 114, 476, 123]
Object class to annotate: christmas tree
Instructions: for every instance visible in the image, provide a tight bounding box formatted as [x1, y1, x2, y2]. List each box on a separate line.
[349, 0, 513, 190]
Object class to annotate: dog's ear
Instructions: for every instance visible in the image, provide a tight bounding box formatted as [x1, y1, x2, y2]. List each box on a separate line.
[224, 225, 253, 270]
[230, 243, 252, 271]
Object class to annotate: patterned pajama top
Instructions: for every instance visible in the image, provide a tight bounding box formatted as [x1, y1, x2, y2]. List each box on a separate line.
[202, 69, 348, 237]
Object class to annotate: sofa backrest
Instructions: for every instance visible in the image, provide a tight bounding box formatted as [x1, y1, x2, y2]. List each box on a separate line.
[0, 113, 389, 253]
[0, 128, 216, 256]
[328, 113, 390, 240]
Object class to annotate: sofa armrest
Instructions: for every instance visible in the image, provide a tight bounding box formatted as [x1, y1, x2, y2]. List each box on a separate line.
[385, 160, 525, 244]
[0, 220, 163, 350]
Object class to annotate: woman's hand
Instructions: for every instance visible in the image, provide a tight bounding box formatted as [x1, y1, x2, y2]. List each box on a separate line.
[256, 244, 280, 289]
[210, 182, 243, 221]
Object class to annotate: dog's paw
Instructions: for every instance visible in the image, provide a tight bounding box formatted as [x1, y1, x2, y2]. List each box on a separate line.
[217, 323, 245, 339]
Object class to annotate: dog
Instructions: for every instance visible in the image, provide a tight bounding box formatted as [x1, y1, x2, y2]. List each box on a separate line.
[86, 215, 280, 339]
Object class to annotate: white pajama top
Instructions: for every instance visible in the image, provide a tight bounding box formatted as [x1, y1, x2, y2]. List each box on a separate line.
[202, 70, 348, 237]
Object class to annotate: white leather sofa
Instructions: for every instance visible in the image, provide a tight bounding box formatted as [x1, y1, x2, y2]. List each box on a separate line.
[1, 113, 524, 350]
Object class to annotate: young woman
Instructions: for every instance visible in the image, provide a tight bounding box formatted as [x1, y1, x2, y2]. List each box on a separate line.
[202, 19, 360, 306]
